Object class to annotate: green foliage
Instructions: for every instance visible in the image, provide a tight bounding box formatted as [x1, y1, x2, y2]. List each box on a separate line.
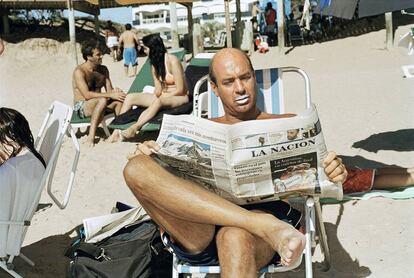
[201, 22, 225, 43]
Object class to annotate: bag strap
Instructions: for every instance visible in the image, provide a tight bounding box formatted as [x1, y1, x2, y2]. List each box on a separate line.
[150, 227, 165, 257]
[76, 242, 105, 260]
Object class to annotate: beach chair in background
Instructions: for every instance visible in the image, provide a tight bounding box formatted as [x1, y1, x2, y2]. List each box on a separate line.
[70, 111, 113, 138]
[288, 23, 305, 45]
[177, 67, 329, 278]
[108, 50, 209, 136]
[399, 11, 414, 78]
[0, 101, 80, 277]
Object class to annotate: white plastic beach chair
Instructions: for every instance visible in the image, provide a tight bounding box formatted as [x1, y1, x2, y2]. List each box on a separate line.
[176, 67, 331, 278]
[0, 101, 80, 278]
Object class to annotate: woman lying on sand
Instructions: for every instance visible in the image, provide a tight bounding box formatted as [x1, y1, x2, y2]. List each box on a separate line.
[108, 34, 189, 142]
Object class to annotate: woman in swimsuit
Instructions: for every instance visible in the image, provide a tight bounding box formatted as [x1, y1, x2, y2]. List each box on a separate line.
[109, 34, 189, 142]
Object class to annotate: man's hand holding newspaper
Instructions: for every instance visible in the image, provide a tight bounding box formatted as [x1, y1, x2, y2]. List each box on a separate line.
[131, 105, 346, 205]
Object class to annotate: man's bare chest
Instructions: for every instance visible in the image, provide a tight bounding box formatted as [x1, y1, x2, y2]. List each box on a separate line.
[86, 72, 106, 91]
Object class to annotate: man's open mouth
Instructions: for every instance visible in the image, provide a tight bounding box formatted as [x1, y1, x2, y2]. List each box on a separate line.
[235, 95, 249, 105]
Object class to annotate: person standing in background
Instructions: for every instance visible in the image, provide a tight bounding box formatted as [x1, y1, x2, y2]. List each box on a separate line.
[119, 24, 139, 77]
[265, 2, 276, 45]
[104, 21, 119, 62]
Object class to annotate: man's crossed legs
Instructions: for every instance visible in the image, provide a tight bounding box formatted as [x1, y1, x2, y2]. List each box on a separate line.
[124, 155, 305, 277]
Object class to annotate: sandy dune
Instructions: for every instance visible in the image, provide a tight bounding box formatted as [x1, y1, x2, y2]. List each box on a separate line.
[0, 24, 413, 277]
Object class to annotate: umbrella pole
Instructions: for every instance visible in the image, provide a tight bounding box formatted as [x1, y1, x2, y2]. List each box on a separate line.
[385, 12, 393, 49]
[67, 0, 78, 65]
[224, 0, 232, 48]
[2, 12, 10, 35]
[277, 0, 285, 53]
[170, 2, 179, 49]
[94, 15, 100, 37]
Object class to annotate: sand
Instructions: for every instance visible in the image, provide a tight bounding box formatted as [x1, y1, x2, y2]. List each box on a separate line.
[0, 24, 413, 277]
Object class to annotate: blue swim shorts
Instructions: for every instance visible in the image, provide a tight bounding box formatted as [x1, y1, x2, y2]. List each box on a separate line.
[123, 47, 137, 67]
[161, 200, 302, 266]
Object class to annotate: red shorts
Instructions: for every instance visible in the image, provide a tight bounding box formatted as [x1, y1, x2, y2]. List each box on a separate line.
[342, 168, 376, 194]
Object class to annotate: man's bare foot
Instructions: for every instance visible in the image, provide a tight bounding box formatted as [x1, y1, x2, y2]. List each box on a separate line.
[107, 129, 124, 143]
[256, 214, 305, 266]
[86, 136, 95, 147]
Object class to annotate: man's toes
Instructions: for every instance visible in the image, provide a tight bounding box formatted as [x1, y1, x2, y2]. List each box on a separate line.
[281, 247, 293, 262]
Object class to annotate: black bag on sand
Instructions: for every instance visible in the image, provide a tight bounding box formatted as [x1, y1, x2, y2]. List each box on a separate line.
[66, 220, 172, 278]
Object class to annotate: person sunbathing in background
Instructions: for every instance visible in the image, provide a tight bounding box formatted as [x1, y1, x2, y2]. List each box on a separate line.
[108, 34, 189, 142]
[72, 39, 126, 147]
[0, 107, 46, 204]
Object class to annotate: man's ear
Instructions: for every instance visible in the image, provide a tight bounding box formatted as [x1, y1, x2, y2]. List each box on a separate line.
[209, 80, 219, 97]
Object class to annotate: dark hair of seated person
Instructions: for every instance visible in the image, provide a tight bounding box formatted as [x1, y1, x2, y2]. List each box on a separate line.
[0, 107, 46, 167]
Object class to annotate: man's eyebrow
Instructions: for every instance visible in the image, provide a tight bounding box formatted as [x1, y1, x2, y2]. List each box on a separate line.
[239, 72, 252, 78]
[226, 72, 251, 81]
[222, 77, 235, 83]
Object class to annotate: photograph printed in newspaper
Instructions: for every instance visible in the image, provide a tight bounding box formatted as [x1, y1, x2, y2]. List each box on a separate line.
[154, 105, 343, 205]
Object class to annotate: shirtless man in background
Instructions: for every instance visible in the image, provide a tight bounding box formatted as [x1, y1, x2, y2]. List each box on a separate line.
[119, 23, 139, 77]
[72, 39, 126, 146]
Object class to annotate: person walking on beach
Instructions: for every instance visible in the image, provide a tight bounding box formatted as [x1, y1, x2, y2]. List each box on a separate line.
[104, 21, 119, 62]
[265, 2, 276, 46]
[72, 39, 126, 147]
[119, 23, 139, 77]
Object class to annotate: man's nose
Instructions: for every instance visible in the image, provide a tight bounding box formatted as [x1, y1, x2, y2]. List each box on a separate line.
[234, 78, 244, 94]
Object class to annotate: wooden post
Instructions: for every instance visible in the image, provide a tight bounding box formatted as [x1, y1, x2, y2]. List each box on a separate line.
[94, 14, 100, 37]
[186, 4, 194, 55]
[235, 0, 242, 48]
[224, 0, 232, 48]
[2, 13, 10, 34]
[385, 12, 393, 49]
[277, 0, 285, 53]
[170, 2, 179, 49]
[193, 21, 203, 56]
[67, 0, 78, 65]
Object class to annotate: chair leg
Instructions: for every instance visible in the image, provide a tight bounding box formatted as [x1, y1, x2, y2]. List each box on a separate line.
[19, 253, 35, 267]
[304, 197, 315, 278]
[0, 259, 23, 278]
[101, 120, 111, 137]
[172, 254, 179, 278]
[315, 200, 331, 271]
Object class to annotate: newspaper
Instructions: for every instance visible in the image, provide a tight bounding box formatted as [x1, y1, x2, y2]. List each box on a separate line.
[154, 105, 343, 205]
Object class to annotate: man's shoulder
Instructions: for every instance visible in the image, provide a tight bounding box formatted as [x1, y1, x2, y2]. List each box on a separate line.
[73, 64, 86, 75]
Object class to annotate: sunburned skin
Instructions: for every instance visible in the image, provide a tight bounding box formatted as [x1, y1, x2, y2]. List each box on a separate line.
[223, 60, 241, 76]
